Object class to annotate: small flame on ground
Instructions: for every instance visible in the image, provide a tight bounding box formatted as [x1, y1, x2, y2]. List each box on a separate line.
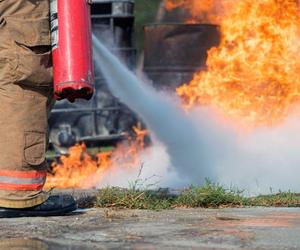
[169, 0, 300, 127]
[45, 127, 148, 189]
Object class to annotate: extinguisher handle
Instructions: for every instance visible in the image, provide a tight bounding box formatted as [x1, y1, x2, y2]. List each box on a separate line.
[86, 0, 93, 4]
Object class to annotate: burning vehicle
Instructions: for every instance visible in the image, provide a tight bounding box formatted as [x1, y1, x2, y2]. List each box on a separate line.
[47, 0, 300, 191]
[46, 0, 221, 188]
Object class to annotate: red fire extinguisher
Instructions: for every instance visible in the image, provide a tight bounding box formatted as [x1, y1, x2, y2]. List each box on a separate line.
[50, 0, 94, 102]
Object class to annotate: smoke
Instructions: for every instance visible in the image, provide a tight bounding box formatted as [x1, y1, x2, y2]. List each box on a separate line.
[213, 114, 300, 195]
[93, 35, 300, 194]
[98, 140, 188, 189]
[191, 107, 300, 194]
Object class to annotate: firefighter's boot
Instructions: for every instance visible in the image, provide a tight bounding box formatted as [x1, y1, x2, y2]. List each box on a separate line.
[0, 194, 77, 218]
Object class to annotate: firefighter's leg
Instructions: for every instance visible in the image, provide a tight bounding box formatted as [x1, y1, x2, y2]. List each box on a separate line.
[0, 0, 76, 213]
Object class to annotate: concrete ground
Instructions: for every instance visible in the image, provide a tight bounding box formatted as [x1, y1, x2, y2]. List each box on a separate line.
[1, 207, 300, 249]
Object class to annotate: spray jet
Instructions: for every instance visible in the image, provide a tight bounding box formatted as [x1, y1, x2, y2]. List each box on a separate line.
[92, 35, 222, 185]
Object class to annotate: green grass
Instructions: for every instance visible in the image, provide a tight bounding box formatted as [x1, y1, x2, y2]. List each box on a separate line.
[175, 181, 246, 208]
[94, 180, 300, 210]
[87, 146, 114, 155]
[96, 187, 175, 210]
[248, 192, 300, 207]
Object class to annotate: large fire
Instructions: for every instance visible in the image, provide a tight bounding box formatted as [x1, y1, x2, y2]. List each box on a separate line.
[168, 0, 300, 126]
[45, 127, 148, 189]
[46, 1, 300, 189]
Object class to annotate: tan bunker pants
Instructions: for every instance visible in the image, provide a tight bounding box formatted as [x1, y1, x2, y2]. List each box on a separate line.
[0, 0, 53, 208]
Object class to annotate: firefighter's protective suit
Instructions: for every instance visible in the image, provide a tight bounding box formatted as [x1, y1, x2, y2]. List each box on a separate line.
[0, 0, 53, 208]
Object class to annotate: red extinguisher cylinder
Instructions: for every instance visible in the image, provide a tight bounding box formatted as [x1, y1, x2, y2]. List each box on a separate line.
[51, 0, 94, 102]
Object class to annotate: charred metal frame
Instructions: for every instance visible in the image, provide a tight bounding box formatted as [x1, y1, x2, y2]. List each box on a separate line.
[144, 23, 220, 90]
[49, 0, 136, 149]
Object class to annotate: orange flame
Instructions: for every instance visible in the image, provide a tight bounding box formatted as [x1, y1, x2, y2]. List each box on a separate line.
[165, 0, 234, 24]
[175, 0, 300, 126]
[45, 127, 148, 189]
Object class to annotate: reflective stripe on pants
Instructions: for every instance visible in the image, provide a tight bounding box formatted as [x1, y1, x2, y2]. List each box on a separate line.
[0, 170, 47, 191]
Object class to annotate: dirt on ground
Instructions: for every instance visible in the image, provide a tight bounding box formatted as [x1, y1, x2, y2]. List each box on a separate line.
[1, 207, 300, 249]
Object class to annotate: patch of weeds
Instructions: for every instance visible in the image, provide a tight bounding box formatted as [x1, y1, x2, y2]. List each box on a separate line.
[95, 164, 174, 210]
[96, 187, 174, 210]
[94, 179, 246, 210]
[94, 179, 300, 210]
[248, 192, 300, 207]
[175, 179, 246, 208]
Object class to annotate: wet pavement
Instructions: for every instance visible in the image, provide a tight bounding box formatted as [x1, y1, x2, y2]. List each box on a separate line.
[0, 207, 300, 249]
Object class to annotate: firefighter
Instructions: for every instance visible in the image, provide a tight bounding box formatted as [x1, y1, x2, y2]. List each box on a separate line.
[0, 0, 76, 217]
